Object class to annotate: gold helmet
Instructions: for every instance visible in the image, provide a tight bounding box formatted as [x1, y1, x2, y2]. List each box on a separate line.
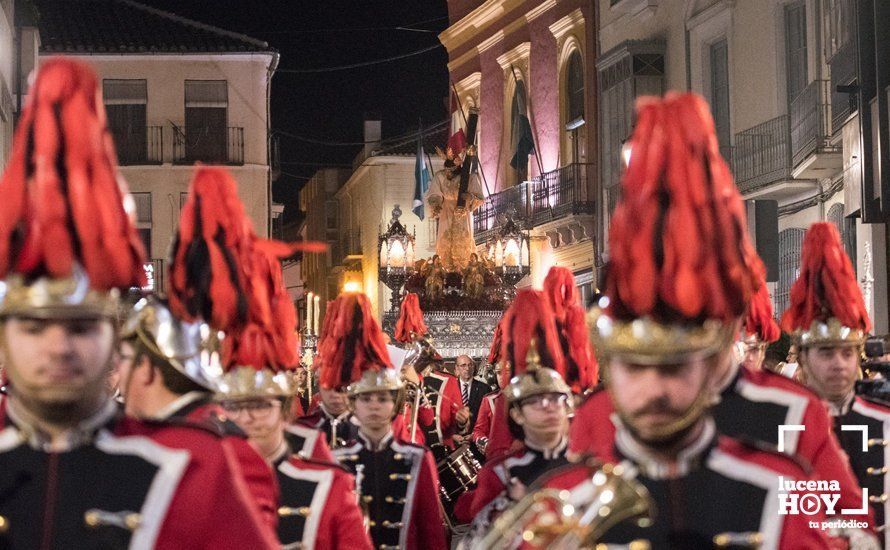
[780, 223, 870, 349]
[592, 93, 765, 441]
[120, 296, 216, 390]
[505, 343, 571, 407]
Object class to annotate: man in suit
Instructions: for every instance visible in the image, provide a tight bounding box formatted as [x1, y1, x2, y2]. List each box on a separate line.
[453, 355, 489, 445]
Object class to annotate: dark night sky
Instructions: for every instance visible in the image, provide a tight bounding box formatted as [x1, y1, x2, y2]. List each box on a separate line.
[138, 0, 451, 220]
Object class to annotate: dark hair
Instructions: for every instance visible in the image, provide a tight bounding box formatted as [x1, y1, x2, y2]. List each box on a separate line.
[126, 337, 207, 396]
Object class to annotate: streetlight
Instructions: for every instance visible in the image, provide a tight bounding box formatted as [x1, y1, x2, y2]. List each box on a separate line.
[378, 205, 416, 311]
[487, 212, 530, 300]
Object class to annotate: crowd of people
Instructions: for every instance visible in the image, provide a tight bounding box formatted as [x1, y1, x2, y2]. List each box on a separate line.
[0, 58, 889, 550]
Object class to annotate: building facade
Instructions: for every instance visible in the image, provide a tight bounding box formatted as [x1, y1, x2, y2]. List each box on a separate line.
[593, 0, 886, 332]
[297, 167, 351, 323]
[33, 0, 278, 294]
[440, 0, 599, 301]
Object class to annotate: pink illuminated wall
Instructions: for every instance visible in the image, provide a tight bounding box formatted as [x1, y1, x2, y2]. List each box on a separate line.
[445, 0, 595, 194]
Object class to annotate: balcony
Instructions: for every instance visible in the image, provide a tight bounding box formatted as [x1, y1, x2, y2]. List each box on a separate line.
[731, 115, 794, 196]
[473, 163, 595, 245]
[790, 80, 842, 179]
[172, 126, 244, 166]
[830, 40, 857, 132]
[114, 126, 163, 166]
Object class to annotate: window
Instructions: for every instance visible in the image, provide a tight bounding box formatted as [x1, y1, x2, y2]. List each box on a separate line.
[104, 80, 147, 165]
[598, 42, 665, 214]
[184, 80, 227, 163]
[824, 0, 853, 61]
[510, 80, 531, 184]
[132, 192, 152, 256]
[566, 51, 585, 126]
[325, 200, 338, 230]
[709, 40, 731, 155]
[777, 228, 805, 316]
[784, 1, 808, 105]
[827, 202, 856, 262]
[574, 269, 594, 307]
[565, 50, 586, 165]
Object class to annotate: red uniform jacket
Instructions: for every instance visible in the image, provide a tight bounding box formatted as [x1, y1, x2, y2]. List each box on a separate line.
[285, 421, 336, 462]
[275, 454, 372, 550]
[171, 396, 279, 530]
[333, 432, 447, 550]
[482, 392, 521, 463]
[116, 416, 280, 549]
[570, 366, 873, 531]
[543, 432, 833, 549]
[392, 385, 436, 445]
[423, 371, 464, 449]
[454, 439, 569, 524]
[471, 391, 498, 444]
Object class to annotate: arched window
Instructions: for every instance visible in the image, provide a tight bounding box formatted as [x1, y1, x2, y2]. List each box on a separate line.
[511, 80, 530, 182]
[777, 228, 805, 316]
[566, 50, 585, 125]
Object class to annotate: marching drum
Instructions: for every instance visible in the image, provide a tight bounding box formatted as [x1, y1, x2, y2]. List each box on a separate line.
[437, 443, 484, 529]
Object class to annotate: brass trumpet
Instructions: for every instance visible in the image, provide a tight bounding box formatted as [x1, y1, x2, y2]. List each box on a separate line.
[477, 461, 654, 549]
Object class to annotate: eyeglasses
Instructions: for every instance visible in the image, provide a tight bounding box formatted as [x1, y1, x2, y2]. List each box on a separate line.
[520, 393, 568, 410]
[221, 400, 280, 419]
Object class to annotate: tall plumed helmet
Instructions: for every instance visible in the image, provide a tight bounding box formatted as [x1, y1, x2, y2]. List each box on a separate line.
[745, 281, 780, 344]
[499, 289, 567, 378]
[317, 292, 399, 395]
[780, 222, 870, 347]
[395, 292, 427, 343]
[0, 58, 147, 318]
[169, 166, 326, 399]
[543, 266, 598, 390]
[593, 92, 764, 364]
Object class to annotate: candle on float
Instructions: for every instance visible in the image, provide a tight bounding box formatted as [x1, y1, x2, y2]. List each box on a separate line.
[306, 292, 313, 333]
[313, 295, 320, 335]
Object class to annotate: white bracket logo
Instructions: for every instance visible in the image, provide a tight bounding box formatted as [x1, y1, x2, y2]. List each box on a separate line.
[778, 424, 869, 515]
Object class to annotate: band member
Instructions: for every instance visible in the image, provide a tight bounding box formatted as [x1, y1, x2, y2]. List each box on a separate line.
[782, 221, 890, 544]
[0, 58, 277, 548]
[118, 296, 280, 529]
[453, 354, 489, 437]
[321, 292, 447, 550]
[291, 365, 311, 416]
[391, 293, 437, 444]
[458, 361, 572, 544]
[570, 248, 868, 538]
[537, 93, 835, 548]
[542, 266, 599, 389]
[739, 281, 781, 371]
[455, 290, 573, 524]
[215, 325, 368, 548]
[299, 295, 361, 449]
[473, 317, 521, 461]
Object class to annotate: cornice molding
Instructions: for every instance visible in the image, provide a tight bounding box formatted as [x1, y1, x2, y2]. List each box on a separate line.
[549, 8, 585, 41]
[439, 0, 525, 53]
[525, 0, 557, 23]
[497, 41, 532, 71]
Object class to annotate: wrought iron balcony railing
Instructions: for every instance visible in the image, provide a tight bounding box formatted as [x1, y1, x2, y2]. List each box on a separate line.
[731, 115, 792, 194]
[790, 79, 840, 167]
[114, 126, 163, 166]
[172, 126, 244, 166]
[473, 163, 595, 244]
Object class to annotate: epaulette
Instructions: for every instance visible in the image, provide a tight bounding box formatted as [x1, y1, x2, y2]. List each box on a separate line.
[577, 383, 606, 405]
[857, 393, 890, 410]
[755, 367, 821, 399]
[140, 416, 229, 439]
[527, 454, 604, 492]
[294, 453, 351, 474]
[717, 434, 814, 476]
[185, 408, 248, 439]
